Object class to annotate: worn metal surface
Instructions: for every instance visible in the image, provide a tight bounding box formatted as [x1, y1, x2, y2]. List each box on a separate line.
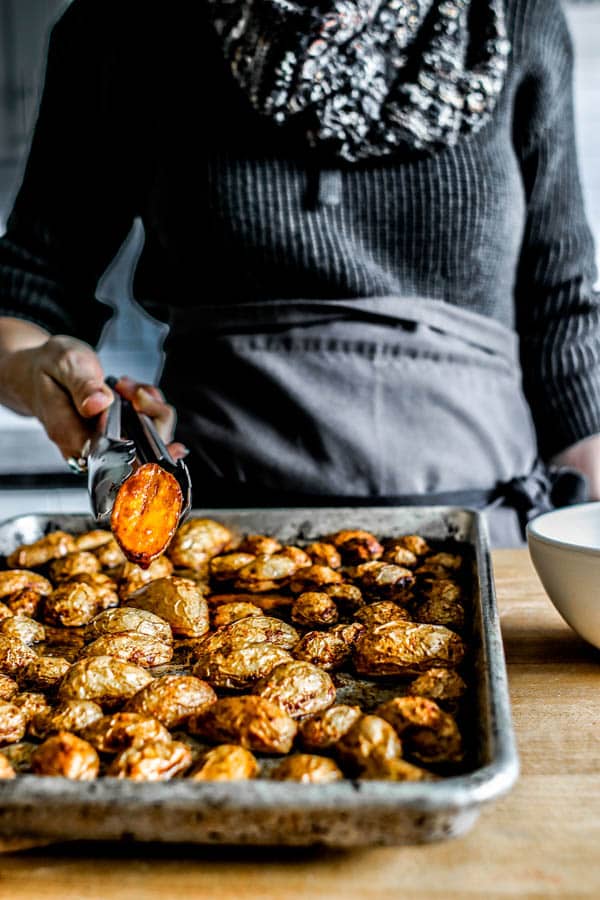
[0, 507, 518, 847]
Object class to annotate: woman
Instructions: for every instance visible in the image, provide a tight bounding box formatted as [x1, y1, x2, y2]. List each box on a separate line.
[0, 0, 598, 544]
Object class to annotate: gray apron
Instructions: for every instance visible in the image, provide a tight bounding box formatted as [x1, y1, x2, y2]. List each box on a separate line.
[159, 296, 574, 547]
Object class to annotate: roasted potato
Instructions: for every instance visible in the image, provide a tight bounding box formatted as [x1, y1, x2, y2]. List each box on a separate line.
[58, 656, 153, 708]
[81, 633, 173, 668]
[292, 630, 350, 671]
[329, 622, 365, 648]
[353, 621, 466, 676]
[18, 657, 70, 692]
[124, 576, 209, 638]
[0, 614, 45, 644]
[375, 696, 463, 765]
[74, 530, 113, 553]
[0, 570, 52, 600]
[382, 545, 418, 568]
[0, 753, 16, 779]
[303, 542, 342, 569]
[111, 462, 183, 567]
[189, 744, 259, 781]
[209, 553, 256, 582]
[124, 675, 216, 728]
[189, 696, 297, 754]
[30, 700, 104, 740]
[254, 660, 336, 718]
[81, 711, 171, 753]
[335, 715, 403, 775]
[118, 556, 174, 600]
[0, 602, 13, 621]
[407, 668, 468, 704]
[0, 673, 18, 701]
[168, 518, 233, 570]
[43, 579, 106, 627]
[0, 700, 27, 743]
[192, 616, 299, 658]
[94, 537, 126, 570]
[360, 757, 436, 781]
[327, 529, 383, 564]
[325, 583, 364, 615]
[0, 635, 37, 675]
[412, 594, 465, 632]
[0, 741, 36, 773]
[193, 643, 292, 691]
[208, 592, 292, 614]
[48, 552, 101, 583]
[3, 588, 44, 618]
[237, 534, 282, 556]
[211, 601, 262, 629]
[31, 731, 99, 779]
[233, 553, 300, 593]
[84, 607, 173, 645]
[11, 691, 49, 724]
[270, 754, 343, 783]
[354, 601, 412, 628]
[351, 561, 416, 603]
[289, 565, 343, 594]
[291, 592, 338, 629]
[108, 739, 192, 780]
[389, 535, 431, 558]
[299, 705, 362, 751]
[7, 531, 76, 569]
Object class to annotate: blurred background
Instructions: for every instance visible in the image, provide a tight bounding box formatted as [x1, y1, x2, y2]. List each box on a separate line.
[0, 0, 599, 479]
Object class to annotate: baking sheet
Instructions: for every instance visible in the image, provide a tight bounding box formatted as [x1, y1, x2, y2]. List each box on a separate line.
[0, 507, 518, 847]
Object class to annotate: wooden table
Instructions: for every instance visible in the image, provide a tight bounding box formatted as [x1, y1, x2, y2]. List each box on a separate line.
[1, 549, 599, 899]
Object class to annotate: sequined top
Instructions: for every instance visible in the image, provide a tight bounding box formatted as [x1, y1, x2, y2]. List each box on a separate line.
[0, 0, 598, 461]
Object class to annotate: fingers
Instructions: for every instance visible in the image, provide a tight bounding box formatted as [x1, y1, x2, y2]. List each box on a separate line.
[35, 372, 95, 460]
[115, 376, 177, 443]
[168, 442, 190, 461]
[42, 336, 112, 419]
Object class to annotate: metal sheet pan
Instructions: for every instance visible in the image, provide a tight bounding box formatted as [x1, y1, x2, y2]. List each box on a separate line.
[0, 507, 518, 847]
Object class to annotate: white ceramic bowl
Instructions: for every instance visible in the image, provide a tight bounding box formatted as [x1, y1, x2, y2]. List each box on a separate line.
[527, 501, 600, 649]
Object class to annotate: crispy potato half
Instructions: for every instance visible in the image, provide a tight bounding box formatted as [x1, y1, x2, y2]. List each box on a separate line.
[111, 463, 183, 567]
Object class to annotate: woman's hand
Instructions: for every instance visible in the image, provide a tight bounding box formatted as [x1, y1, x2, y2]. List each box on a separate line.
[0, 319, 186, 461]
[553, 435, 600, 501]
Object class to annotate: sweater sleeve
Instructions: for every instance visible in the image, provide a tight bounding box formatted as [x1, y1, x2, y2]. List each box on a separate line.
[513, 0, 600, 460]
[0, 1, 144, 346]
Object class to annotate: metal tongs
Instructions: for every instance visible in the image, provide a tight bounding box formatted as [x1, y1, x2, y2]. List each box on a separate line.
[84, 376, 191, 524]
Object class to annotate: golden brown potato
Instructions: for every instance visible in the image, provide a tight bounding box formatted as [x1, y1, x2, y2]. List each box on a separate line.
[289, 565, 343, 594]
[0, 635, 37, 675]
[237, 534, 282, 556]
[189, 696, 297, 754]
[74, 530, 113, 552]
[0, 673, 18, 701]
[209, 553, 256, 582]
[124, 576, 209, 638]
[118, 556, 174, 600]
[43, 580, 103, 628]
[233, 553, 299, 593]
[391, 535, 431, 558]
[412, 594, 465, 632]
[48, 552, 101, 583]
[303, 542, 342, 569]
[30, 700, 104, 740]
[360, 757, 436, 781]
[3, 588, 44, 618]
[19, 657, 71, 692]
[108, 739, 192, 780]
[209, 593, 293, 614]
[292, 630, 350, 671]
[11, 691, 49, 724]
[7, 531, 77, 569]
[382, 545, 419, 568]
[84, 607, 173, 645]
[335, 715, 403, 775]
[329, 622, 365, 648]
[80, 711, 170, 753]
[189, 744, 259, 781]
[375, 696, 463, 765]
[0, 741, 36, 773]
[193, 643, 292, 691]
[58, 656, 153, 708]
[353, 621, 466, 676]
[407, 668, 468, 704]
[111, 462, 183, 567]
[351, 561, 416, 603]
[325, 583, 364, 615]
[0, 570, 52, 599]
[124, 674, 216, 728]
[94, 537, 127, 571]
[0, 614, 45, 644]
[328, 529, 384, 564]
[211, 601, 262, 629]
[168, 518, 234, 571]
[270, 754, 343, 783]
[299, 705, 362, 751]
[425, 552, 463, 572]
[0, 700, 27, 743]
[31, 731, 99, 779]
[0, 602, 12, 621]
[354, 601, 412, 628]
[81, 633, 173, 668]
[192, 616, 299, 658]
[291, 592, 338, 629]
[254, 660, 336, 718]
[0, 752, 16, 779]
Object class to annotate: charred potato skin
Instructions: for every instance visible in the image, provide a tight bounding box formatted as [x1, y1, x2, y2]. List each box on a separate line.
[18, 657, 70, 692]
[168, 518, 234, 571]
[335, 715, 403, 775]
[124, 576, 209, 639]
[375, 696, 464, 765]
[81, 633, 173, 668]
[0, 635, 37, 676]
[0, 570, 52, 600]
[291, 592, 338, 629]
[328, 530, 384, 564]
[270, 754, 343, 783]
[43, 581, 103, 628]
[11, 691, 49, 726]
[84, 607, 173, 645]
[189, 696, 298, 755]
[124, 675, 216, 728]
[0, 700, 27, 743]
[407, 668, 468, 705]
[58, 656, 153, 708]
[254, 661, 336, 719]
[0, 673, 18, 701]
[211, 601, 262, 628]
[108, 739, 193, 780]
[353, 621, 466, 677]
[48, 552, 101, 584]
[189, 744, 259, 781]
[292, 630, 350, 671]
[31, 731, 99, 779]
[80, 712, 171, 753]
[193, 643, 292, 691]
[30, 700, 104, 740]
[354, 601, 412, 628]
[299, 705, 362, 751]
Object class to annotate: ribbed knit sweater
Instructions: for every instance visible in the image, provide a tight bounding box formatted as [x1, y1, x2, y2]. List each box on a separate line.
[0, 0, 598, 460]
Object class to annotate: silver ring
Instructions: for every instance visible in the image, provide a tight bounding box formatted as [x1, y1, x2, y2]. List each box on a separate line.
[67, 439, 91, 475]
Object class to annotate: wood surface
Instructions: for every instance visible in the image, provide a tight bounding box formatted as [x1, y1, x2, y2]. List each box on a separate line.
[0, 549, 599, 899]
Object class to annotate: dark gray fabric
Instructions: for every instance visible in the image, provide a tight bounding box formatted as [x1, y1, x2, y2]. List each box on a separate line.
[0, 0, 598, 466]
